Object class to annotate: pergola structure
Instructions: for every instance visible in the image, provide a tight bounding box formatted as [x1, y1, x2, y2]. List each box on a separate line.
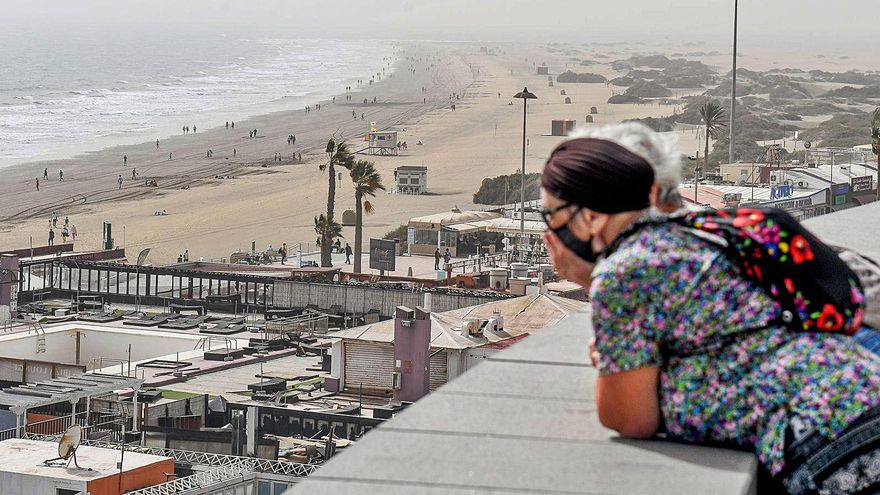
[0, 372, 143, 437]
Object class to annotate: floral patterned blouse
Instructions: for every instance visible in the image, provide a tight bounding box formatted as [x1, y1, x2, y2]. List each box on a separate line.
[590, 221, 880, 475]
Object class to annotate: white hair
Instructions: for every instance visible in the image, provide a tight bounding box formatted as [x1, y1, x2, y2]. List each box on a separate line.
[567, 122, 682, 205]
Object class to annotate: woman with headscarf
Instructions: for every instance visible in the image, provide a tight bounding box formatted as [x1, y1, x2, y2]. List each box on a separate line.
[541, 124, 880, 495]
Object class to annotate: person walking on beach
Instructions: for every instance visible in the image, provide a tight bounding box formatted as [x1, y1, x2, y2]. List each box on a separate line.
[345, 243, 352, 264]
[225, 121, 229, 129]
[59, 169, 64, 181]
[156, 139, 160, 148]
[132, 168, 137, 179]
[43, 168, 48, 180]
[61, 225, 69, 243]
[183, 126, 186, 134]
[280, 243, 288, 264]
[64, 216, 69, 227]
[297, 152, 301, 162]
[253, 128, 257, 137]
[169, 152, 172, 161]
[35, 177, 40, 191]
[193, 125, 197, 133]
[434, 248, 441, 270]
[183, 250, 189, 262]
[71, 224, 77, 241]
[249, 131, 253, 138]
[291, 134, 296, 147]
[117, 175, 123, 189]
[233, 148, 236, 157]
[231, 121, 234, 129]
[52, 212, 57, 227]
[123, 155, 127, 166]
[48, 229, 54, 246]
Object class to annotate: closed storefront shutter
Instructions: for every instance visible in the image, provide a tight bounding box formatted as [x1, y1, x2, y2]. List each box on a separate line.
[344, 341, 394, 393]
[429, 350, 448, 391]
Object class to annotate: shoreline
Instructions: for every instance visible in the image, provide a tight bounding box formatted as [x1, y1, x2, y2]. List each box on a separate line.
[0, 43, 402, 172]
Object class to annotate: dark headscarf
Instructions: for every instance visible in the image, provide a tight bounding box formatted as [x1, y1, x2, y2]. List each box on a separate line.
[542, 137, 655, 214]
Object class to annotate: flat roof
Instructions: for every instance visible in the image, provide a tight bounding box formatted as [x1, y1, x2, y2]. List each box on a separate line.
[0, 438, 171, 481]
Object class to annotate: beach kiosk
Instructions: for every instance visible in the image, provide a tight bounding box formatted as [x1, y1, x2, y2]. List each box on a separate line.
[394, 165, 428, 195]
[368, 131, 399, 156]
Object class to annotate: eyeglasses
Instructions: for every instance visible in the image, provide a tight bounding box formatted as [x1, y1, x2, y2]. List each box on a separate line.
[541, 202, 581, 227]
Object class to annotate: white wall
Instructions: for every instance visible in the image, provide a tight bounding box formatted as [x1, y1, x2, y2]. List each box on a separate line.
[0, 325, 205, 370]
[0, 472, 86, 495]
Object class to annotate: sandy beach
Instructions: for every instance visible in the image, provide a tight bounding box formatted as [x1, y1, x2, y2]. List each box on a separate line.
[3, 41, 866, 265]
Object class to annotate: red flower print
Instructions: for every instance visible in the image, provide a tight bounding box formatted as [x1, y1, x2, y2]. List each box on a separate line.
[784, 278, 796, 294]
[790, 235, 814, 265]
[817, 304, 844, 331]
[733, 209, 764, 228]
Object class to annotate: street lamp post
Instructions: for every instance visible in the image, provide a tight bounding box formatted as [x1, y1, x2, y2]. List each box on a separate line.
[728, 0, 739, 164]
[513, 87, 537, 253]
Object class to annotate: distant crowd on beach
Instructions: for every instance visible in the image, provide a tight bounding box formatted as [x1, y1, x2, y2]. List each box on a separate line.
[46, 210, 77, 246]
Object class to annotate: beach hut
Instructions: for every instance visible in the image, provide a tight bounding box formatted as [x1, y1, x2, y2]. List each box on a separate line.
[368, 131, 399, 156]
[548, 81, 554, 87]
[590, 106, 599, 114]
[585, 115, 594, 123]
[394, 165, 428, 195]
[560, 89, 567, 96]
[564, 97, 572, 104]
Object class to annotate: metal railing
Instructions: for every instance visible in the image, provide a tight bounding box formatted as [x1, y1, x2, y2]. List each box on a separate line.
[0, 411, 123, 442]
[21, 435, 318, 495]
[24, 436, 318, 476]
[127, 463, 255, 495]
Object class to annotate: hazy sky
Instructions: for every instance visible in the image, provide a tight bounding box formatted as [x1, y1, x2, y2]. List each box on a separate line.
[3, 0, 874, 52]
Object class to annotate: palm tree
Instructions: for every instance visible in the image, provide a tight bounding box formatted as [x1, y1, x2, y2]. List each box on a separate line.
[700, 102, 727, 173]
[319, 138, 354, 266]
[350, 160, 386, 273]
[872, 107, 880, 201]
[314, 214, 342, 254]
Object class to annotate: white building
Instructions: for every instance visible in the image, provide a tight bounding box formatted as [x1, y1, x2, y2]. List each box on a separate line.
[394, 165, 428, 195]
[326, 293, 586, 396]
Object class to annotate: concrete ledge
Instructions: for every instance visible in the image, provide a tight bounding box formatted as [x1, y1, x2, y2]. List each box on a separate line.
[289, 312, 757, 494]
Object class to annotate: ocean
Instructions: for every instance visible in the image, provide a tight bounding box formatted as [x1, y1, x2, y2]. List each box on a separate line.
[0, 27, 397, 169]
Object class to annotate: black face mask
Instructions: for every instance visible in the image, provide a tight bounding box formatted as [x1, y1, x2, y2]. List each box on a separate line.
[552, 224, 601, 264]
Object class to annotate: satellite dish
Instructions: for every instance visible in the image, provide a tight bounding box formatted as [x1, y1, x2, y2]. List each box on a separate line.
[804, 141, 812, 149]
[59, 424, 82, 459]
[45, 424, 83, 468]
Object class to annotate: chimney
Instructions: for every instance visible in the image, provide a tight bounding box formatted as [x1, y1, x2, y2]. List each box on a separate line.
[393, 306, 431, 402]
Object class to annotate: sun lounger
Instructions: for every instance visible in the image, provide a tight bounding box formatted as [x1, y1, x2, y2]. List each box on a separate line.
[159, 315, 212, 330]
[78, 310, 123, 323]
[123, 313, 179, 327]
[200, 321, 247, 335]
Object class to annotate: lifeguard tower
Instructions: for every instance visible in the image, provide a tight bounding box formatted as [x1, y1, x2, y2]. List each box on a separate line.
[368, 131, 399, 156]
